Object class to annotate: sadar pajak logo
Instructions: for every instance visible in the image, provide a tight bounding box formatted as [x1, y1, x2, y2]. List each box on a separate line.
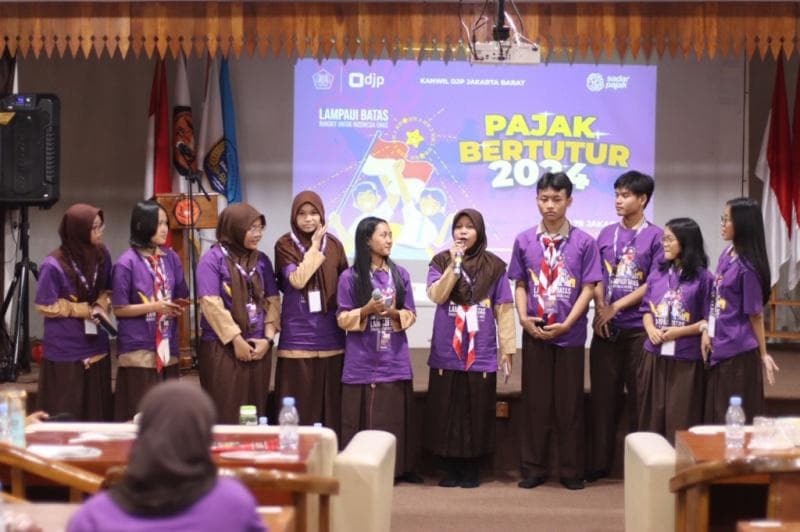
[586, 73, 630, 92]
[313, 69, 334, 90]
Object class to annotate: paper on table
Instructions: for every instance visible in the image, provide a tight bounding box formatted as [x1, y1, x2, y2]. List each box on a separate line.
[27, 445, 102, 460]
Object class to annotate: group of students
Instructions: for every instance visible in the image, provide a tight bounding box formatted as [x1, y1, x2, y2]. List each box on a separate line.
[35, 170, 777, 492]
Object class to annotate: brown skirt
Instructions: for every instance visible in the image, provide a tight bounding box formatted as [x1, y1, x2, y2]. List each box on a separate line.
[37, 356, 112, 421]
[341, 380, 417, 476]
[198, 340, 272, 424]
[704, 348, 764, 424]
[637, 351, 704, 444]
[423, 368, 496, 458]
[273, 355, 343, 436]
[113, 365, 181, 421]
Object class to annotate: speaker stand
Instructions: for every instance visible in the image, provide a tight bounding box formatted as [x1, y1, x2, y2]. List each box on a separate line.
[1, 206, 37, 381]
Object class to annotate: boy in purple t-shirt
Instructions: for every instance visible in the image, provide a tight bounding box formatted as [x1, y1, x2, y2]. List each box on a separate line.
[508, 172, 602, 491]
[587, 171, 663, 482]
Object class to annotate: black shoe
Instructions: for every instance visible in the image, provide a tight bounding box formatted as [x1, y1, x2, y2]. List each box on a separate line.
[459, 458, 480, 488]
[460, 478, 480, 488]
[584, 469, 609, 483]
[517, 476, 546, 489]
[560, 477, 585, 490]
[397, 472, 424, 484]
[438, 477, 460, 488]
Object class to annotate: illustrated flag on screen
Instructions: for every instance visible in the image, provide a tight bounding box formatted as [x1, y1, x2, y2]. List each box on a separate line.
[789, 63, 800, 290]
[172, 50, 197, 194]
[198, 55, 241, 206]
[361, 137, 433, 200]
[755, 49, 792, 288]
[145, 55, 171, 199]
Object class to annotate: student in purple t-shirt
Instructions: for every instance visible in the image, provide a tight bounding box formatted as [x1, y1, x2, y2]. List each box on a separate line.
[67, 381, 265, 532]
[111, 200, 189, 421]
[424, 208, 515, 489]
[587, 170, 663, 482]
[35, 204, 113, 421]
[507, 172, 602, 491]
[336, 216, 420, 483]
[702, 197, 779, 423]
[638, 218, 713, 443]
[196, 204, 281, 424]
[274, 191, 348, 434]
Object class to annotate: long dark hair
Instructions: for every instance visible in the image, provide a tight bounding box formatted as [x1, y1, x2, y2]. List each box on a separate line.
[728, 197, 771, 304]
[130, 200, 167, 249]
[353, 217, 406, 308]
[659, 217, 708, 282]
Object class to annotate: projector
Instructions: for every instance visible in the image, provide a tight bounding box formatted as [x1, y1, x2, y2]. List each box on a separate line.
[471, 41, 541, 65]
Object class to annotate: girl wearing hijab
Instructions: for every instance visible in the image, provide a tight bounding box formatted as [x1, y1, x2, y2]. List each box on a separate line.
[35, 203, 113, 421]
[702, 198, 779, 423]
[196, 203, 281, 424]
[336, 216, 419, 482]
[637, 218, 714, 443]
[274, 191, 348, 433]
[67, 381, 265, 532]
[111, 200, 190, 421]
[424, 209, 515, 488]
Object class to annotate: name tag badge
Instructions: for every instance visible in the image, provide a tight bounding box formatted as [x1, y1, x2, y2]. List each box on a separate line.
[84, 319, 98, 336]
[661, 340, 676, 356]
[377, 325, 392, 352]
[707, 316, 716, 338]
[246, 302, 259, 325]
[308, 290, 322, 313]
[466, 305, 480, 332]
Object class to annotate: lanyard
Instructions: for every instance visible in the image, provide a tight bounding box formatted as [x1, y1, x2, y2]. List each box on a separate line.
[665, 266, 682, 327]
[711, 246, 737, 313]
[611, 220, 648, 263]
[69, 257, 99, 295]
[219, 244, 258, 282]
[290, 232, 327, 255]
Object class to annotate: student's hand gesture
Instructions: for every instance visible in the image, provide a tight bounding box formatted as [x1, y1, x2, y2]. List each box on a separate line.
[362, 297, 387, 317]
[311, 224, 328, 250]
[233, 335, 255, 362]
[520, 316, 545, 339]
[249, 338, 270, 360]
[700, 331, 712, 362]
[540, 322, 569, 340]
[645, 323, 664, 345]
[762, 353, 779, 385]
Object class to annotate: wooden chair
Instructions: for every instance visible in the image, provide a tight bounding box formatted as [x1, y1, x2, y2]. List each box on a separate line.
[0, 443, 103, 502]
[103, 466, 339, 532]
[670, 454, 800, 532]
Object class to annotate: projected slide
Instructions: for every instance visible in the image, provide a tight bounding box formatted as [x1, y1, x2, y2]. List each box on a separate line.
[293, 59, 657, 261]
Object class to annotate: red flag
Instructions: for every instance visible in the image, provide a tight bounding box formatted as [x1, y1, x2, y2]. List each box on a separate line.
[789, 60, 800, 289]
[755, 49, 792, 286]
[144, 56, 171, 199]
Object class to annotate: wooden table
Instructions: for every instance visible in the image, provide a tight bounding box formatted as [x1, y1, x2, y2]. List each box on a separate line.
[674, 429, 800, 530]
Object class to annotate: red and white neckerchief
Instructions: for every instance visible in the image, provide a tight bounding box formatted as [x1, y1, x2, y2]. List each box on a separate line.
[452, 304, 477, 370]
[451, 268, 477, 369]
[537, 233, 565, 324]
[144, 254, 170, 372]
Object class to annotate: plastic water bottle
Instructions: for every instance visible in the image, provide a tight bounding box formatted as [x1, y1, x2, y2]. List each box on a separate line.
[0, 402, 10, 444]
[278, 397, 299, 454]
[7, 391, 26, 448]
[725, 395, 746, 456]
[258, 416, 268, 426]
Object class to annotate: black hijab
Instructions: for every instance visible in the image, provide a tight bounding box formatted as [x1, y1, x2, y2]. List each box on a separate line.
[109, 381, 218, 516]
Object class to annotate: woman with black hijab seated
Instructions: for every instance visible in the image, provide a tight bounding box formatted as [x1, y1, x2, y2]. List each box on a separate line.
[67, 381, 265, 532]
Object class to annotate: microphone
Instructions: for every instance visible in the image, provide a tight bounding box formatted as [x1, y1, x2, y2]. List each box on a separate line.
[371, 288, 383, 301]
[453, 250, 463, 276]
[176, 142, 196, 162]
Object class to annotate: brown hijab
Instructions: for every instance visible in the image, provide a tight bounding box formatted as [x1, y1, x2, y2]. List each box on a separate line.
[51, 203, 108, 303]
[108, 381, 217, 516]
[274, 191, 347, 313]
[216, 203, 267, 333]
[430, 208, 507, 305]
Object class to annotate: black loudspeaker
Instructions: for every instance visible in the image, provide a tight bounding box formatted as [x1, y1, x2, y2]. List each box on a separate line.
[0, 94, 59, 207]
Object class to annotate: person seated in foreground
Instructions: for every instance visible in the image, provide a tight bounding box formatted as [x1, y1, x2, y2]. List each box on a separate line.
[67, 381, 266, 532]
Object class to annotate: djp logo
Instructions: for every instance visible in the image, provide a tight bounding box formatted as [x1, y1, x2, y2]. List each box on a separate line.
[348, 72, 385, 89]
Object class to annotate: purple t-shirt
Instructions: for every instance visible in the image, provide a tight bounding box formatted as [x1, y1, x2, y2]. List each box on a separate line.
[277, 262, 345, 352]
[112, 248, 190, 356]
[427, 266, 513, 372]
[640, 267, 714, 360]
[708, 248, 764, 365]
[66, 477, 266, 532]
[196, 245, 279, 342]
[35, 250, 113, 363]
[336, 266, 415, 384]
[507, 224, 602, 347]
[596, 221, 663, 330]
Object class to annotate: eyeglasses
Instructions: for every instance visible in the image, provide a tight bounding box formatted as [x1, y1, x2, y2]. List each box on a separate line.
[661, 235, 676, 244]
[720, 216, 732, 224]
[247, 225, 265, 235]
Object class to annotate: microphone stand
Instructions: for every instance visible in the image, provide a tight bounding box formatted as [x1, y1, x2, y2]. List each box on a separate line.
[182, 168, 210, 369]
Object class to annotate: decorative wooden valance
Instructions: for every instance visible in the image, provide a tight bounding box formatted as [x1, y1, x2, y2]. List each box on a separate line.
[0, 2, 798, 61]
